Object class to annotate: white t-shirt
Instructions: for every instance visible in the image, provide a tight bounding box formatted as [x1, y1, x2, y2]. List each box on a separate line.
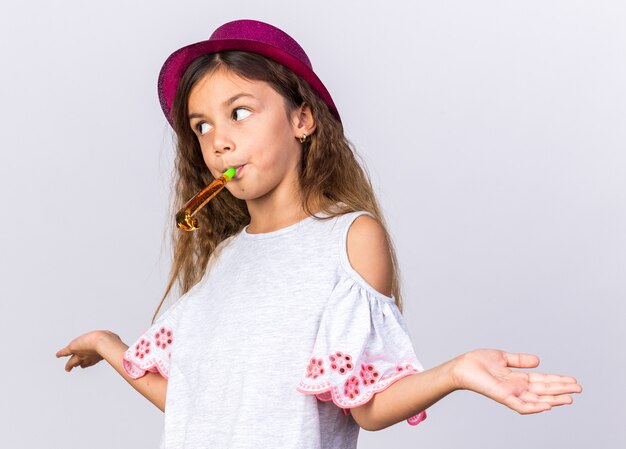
[123, 208, 427, 448]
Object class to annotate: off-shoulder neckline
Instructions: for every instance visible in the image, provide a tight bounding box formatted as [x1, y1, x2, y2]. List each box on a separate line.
[338, 211, 397, 303]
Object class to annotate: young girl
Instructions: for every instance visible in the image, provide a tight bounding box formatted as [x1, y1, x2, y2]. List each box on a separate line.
[55, 19, 582, 449]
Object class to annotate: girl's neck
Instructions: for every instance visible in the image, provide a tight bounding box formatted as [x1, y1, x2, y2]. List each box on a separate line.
[245, 198, 312, 235]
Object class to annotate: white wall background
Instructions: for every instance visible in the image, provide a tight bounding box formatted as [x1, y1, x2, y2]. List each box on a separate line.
[1, 0, 623, 447]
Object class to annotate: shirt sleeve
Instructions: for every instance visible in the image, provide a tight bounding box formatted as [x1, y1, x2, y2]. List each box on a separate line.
[122, 293, 187, 380]
[296, 271, 428, 427]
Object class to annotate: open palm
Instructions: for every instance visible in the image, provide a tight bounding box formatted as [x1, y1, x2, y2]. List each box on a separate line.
[453, 349, 583, 414]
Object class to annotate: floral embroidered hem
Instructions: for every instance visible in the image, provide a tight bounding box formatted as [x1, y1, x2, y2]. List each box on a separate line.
[297, 357, 427, 426]
[122, 325, 174, 379]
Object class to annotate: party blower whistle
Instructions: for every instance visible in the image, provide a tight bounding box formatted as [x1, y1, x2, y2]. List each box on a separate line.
[175, 167, 237, 231]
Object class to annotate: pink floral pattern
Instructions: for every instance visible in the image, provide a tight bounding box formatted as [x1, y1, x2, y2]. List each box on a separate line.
[155, 326, 174, 350]
[329, 351, 354, 375]
[343, 375, 361, 399]
[359, 363, 380, 385]
[297, 351, 427, 427]
[305, 357, 325, 379]
[122, 326, 175, 379]
[133, 338, 152, 359]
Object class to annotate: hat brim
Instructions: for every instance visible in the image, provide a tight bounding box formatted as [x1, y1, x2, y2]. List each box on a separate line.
[157, 39, 341, 128]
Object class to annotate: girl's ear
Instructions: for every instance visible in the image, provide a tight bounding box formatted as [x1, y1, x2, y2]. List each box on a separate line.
[291, 103, 317, 139]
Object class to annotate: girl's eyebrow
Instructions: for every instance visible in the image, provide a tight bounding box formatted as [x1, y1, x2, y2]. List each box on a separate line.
[188, 93, 255, 120]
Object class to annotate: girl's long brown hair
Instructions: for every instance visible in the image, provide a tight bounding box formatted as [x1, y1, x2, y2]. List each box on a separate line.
[151, 51, 405, 324]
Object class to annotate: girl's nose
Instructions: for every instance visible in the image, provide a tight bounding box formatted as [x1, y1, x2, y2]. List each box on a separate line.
[212, 125, 235, 153]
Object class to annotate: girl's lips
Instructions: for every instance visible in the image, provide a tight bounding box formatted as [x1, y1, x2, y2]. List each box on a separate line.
[234, 164, 246, 179]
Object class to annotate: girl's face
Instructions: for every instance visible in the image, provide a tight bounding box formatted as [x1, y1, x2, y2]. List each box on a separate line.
[187, 67, 311, 205]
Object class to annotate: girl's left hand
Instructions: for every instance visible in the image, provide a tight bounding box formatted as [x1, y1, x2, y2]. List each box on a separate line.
[55, 330, 115, 372]
[451, 349, 583, 414]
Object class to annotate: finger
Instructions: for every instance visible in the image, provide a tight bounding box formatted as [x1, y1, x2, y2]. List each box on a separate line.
[56, 347, 71, 358]
[537, 394, 573, 406]
[504, 395, 552, 414]
[503, 352, 540, 369]
[65, 355, 80, 372]
[528, 380, 583, 395]
[528, 372, 580, 384]
[81, 359, 95, 368]
[520, 391, 573, 406]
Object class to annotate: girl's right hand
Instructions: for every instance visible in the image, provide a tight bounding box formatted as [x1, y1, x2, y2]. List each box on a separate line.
[450, 349, 582, 414]
[55, 330, 119, 372]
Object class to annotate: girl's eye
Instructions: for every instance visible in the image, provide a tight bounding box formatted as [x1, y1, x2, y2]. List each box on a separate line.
[196, 122, 212, 136]
[232, 108, 251, 121]
[194, 108, 249, 136]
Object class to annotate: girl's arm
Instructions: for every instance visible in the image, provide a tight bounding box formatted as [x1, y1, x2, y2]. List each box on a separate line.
[346, 216, 582, 431]
[352, 349, 582, 431]
[96, 332, 168, 412]
[56, 330, 168, 412]
[350, 357, 457, 431]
